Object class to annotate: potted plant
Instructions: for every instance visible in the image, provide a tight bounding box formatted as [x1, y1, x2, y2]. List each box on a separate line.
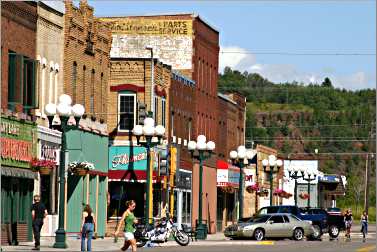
[68, 161, 95, 176]
[246, 184, 259, 193]
[31, 158, 56, 175]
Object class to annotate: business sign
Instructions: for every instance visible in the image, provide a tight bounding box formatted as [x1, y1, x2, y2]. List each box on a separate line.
[1, 138, 32, 162]
[216, 169, 228, 187]
[109, 146, 148, 170]
[39, 140, 59, 164]
[228, 167, 240, 186]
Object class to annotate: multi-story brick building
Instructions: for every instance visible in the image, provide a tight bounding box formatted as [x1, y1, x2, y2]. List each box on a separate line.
[1, 1, 38, 245]
[63, 0, 112, 122]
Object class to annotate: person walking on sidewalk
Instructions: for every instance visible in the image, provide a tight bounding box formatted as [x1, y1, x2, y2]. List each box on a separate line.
[360, 211, 368, 242]
[31, 195, 48, 251]
[344, 209, 353, 241]
[81, 204, 96, 251]
[114, 200, 138, 252]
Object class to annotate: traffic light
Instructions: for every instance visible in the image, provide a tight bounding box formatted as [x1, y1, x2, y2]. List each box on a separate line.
[159, 149, 169, 176]
[137, 102, 147, 125]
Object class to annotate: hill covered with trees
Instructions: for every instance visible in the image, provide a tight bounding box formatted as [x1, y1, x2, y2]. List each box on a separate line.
[218, 66, 376, 211]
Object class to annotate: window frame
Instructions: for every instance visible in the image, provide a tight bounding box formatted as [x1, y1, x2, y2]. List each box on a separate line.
[161, 97, 166, 127]
[117, 93, 137, 132]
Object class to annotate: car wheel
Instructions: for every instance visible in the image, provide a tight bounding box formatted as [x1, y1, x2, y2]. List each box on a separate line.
[310, 225, 322, 240]
[293, 228, 304, 241]
[329, 225, 339, 238]
[254, 228, 264, 241]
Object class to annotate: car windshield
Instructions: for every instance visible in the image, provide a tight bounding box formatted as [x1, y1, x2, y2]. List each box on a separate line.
[290, 215, 302, 221]
[250, 215, 270, 223]
[257, 207, 279, 215]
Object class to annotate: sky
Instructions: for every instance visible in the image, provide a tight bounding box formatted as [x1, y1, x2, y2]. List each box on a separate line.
[46, 0, 376, 90]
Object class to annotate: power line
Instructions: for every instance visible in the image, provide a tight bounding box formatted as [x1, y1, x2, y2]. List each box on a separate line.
[219, 51, 376, 56]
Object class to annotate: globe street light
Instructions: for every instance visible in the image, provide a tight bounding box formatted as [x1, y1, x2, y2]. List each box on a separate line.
[188, 135, 215, 240]
[229, 147, 256, 219]
[132, 117, 165, 224]
[45, 94, 85, 249]
[262, 155, 283, 206]
[302, 167, 318, 208]
[286, 163, 304, 207]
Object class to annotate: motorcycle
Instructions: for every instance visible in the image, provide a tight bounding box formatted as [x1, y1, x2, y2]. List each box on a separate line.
[134, 214, 190, 247]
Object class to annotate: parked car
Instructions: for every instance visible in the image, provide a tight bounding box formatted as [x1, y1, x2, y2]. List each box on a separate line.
[326, 207, 342, 216]
[224, 213, 314, 241]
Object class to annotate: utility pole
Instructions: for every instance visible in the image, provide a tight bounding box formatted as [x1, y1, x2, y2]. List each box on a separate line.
[364, 127, 375, 214]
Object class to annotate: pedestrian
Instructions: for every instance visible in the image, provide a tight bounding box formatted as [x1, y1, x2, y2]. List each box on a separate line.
[31, 195, 48, 251]
[114, 200, 138, 252]
[81, 204, 95, 251]
[344, 209, 353, 241]
[360, 211, 368, 242]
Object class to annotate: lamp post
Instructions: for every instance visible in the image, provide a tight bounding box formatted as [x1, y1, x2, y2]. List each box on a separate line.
[262, 155, 283, 206]
[132, 117, 165, 224]
[286, 163, 304, 207]
[302, 168, 318, 208]
[229, 147, 256, 219]
[188, 135, 215, 240]
[45, 94, 85, 249]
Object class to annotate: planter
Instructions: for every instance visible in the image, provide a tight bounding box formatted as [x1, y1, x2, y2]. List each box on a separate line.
[39, 167, 52, 175]
[75, 168, 88, 176]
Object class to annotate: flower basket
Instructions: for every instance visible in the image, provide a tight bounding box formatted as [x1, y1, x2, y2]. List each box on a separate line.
[299, 193, 310, 199]
[257, 188, 269, 197]
[246, 184, 260, 193]
[280, 191, 293, 199]
[68, 161, 94, 176]
[31, 158, 56, 175]
[273, 189, 284, 196]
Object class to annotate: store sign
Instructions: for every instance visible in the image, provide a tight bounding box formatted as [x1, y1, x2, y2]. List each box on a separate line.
[228, 168, 240, 186]
[39, 141, 59, 163]
[109, 146, 148, 170]
[216, 169, 228, 187]
[1, 137, 32, 162]
[0, 121, 20, 136]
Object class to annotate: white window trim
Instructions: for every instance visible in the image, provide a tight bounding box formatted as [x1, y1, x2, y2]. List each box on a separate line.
[161, 97, 166, 127]
[117, 93, 136, 132]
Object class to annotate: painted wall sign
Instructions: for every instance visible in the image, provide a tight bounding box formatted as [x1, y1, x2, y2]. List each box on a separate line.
[1, 137, 32, 162]
[109, 146, 148, 170]
[1, 121, 20, 136]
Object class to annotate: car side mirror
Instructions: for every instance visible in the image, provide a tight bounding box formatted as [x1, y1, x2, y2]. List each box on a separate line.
[267, 220, 274, 224]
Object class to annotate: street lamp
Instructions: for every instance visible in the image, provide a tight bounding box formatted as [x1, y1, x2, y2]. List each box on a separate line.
[188, 135, 215, 240]
[45, 94, 85, 249]
[229, 146, 256, 219]
[262, 155, 283, 206]
[132, 117, 165, 224]
[286, 163, 304, 207]
[302, 168, 318, 208]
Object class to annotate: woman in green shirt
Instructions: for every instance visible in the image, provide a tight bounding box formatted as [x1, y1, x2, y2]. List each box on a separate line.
[114, 200, 138, 252]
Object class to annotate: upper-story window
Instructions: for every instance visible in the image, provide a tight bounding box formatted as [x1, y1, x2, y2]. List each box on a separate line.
[72, 62, 77, 103]
[118, 93, 136, 131]
[161, 98, 166, 127]
[154, 96, 159, 124]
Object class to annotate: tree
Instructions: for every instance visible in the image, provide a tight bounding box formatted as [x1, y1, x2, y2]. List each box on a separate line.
[321, 77, 333, 88]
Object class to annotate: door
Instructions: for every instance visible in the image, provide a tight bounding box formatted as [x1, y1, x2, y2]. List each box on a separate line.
[266, 215, 286, 237]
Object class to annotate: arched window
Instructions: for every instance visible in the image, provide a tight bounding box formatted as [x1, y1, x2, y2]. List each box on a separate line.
[72, 62, 77, 103]
[90, 69, 95, 114]
[82, 65, 86, 106]
[100, 72, 104, 115]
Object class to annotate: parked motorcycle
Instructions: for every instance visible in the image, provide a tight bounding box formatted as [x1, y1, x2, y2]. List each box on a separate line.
[134, 214, 190, 247]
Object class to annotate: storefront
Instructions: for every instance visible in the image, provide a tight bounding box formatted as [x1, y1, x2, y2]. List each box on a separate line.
[318, 174, 346, 208]
[35, 125, 61, 237]
[65, 128, 108, 237]
[173, 169, 192, 228]
[1, 115, 37, 245]
[216, 161, 239, 232]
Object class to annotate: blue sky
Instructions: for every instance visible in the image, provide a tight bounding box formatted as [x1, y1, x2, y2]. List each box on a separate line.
[47, 0, 376, 90]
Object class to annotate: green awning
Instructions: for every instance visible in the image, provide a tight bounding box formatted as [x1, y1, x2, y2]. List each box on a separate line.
[1, 166, 37, 179]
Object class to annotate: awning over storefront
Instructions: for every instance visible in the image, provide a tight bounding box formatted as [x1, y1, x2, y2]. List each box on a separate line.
[108, 170, 158, 182]
[1, 166, 37, 179]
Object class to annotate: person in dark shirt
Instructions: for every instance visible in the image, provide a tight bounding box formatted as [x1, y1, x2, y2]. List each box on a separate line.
[31, 195, 47, 250]
[81, 204, 96, 251]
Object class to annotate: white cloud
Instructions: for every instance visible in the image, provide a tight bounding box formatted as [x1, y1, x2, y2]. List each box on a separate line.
[219, 45, 376, 90]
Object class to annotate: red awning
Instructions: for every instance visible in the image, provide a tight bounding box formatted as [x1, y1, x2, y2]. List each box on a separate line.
[217, 160, 229, 169]
[108, 170, 158, 182]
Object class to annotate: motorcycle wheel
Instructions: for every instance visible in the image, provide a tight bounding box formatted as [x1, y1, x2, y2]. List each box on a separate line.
[136, 239, 147, 248]
[173, 230, 190, 246]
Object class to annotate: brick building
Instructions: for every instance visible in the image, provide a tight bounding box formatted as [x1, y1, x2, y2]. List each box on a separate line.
[63, 0, 112, 122]
[1, 1, 38, 244]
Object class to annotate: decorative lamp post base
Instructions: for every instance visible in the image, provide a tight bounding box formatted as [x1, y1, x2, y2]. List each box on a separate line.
[195, 223, 208, 240]
[53, 229, 67, 248]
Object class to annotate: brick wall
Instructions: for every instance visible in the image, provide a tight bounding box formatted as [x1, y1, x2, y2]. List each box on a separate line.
[63, 0, 112, 122]
[1, 1, 37, 111]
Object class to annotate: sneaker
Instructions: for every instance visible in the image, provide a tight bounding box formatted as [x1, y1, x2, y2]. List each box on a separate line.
[32, 247, 40, 251]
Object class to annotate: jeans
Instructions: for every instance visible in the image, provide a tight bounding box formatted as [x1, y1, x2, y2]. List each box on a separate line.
[361, 222, 368, 238]
[32, 219, 44, 247]
[81, 223, 94, 251]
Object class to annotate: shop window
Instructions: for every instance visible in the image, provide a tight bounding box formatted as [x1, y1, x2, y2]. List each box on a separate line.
[118, 93, 136, 131]
[90, 69, 95, 114]
[72, 62, 77, 103]
[40, 175, 52, 214]
[8, 52, 37, 112]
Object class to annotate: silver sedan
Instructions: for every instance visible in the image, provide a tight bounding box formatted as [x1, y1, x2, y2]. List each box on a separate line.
[224, 213, 314, 241]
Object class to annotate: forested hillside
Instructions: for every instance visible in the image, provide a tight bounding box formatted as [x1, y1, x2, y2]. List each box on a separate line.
[218, 67, 376, 209]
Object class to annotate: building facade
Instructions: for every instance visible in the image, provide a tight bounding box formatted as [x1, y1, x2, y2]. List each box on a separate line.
[63, 0, 112, 122]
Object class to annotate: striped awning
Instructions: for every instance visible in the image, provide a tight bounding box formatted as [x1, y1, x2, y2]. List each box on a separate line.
[1, 166, 37, 179]
[108, 170, 158, 182]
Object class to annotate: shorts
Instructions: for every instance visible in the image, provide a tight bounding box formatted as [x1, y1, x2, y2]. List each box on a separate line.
[124, 232, 135, 240]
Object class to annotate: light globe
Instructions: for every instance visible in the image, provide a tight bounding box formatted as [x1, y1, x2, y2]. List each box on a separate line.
[59, 94, 72, 105]
[132, 125, 143, 136]
[143, 125, 155, 136]
[71, 104, 85, 117]
[154, 125, 165, 136]
[246, 150, 256, 160]
[45, 103, 57, 116]
[188, 141, 197, 151]
[229, 150, 238, 159]
[197, 135, 206, 144]
[56, 103, 71, 116]
[144, 117, 155, 127]
[196, 141, 207, 150]
[262, 159, 269, 167]
[206, 141, 215, 151]
[276, 159, 283, 167]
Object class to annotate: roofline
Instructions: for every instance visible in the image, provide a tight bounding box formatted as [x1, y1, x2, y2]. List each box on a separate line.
[218, 93, 237, 105]
[193, 14, 219, 34]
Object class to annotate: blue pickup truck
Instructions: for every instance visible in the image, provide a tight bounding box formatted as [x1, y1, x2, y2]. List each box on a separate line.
[255, 205, 343, 239]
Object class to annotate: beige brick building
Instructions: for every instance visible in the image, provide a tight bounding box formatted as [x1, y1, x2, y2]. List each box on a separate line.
[108, 58, 171, 143]
[63, 0, 112, 122]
